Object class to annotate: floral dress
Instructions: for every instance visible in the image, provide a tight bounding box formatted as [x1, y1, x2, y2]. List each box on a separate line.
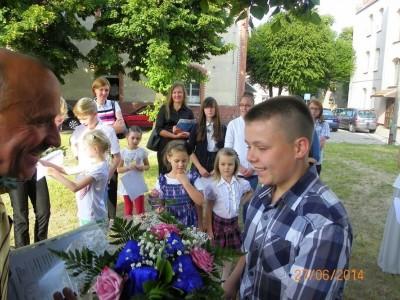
[157, 171, 201, 227]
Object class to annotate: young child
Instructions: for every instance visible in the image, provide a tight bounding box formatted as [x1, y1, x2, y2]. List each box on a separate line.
[204, 148, 252, 281]
[151, 140, 204, 228]
[117, 126, 149, 217]
[44, 130, 110, 226]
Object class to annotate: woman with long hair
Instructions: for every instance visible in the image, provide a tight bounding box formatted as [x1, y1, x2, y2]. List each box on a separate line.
[308, 99, 330, 174]
[154, 82, 195, 174]
[190, 97, 226, 178]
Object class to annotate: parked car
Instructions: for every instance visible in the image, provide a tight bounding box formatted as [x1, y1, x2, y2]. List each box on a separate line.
[322, 108, 339, 132]
[335, 108, 377, 133]
[62, 104, 80, 131]
[123, 104, 154, 129]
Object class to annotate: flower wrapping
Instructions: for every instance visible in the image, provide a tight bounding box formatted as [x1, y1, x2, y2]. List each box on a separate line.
[52, 212, 241, 299]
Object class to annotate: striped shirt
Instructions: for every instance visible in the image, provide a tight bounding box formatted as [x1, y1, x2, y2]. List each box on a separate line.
[240, 167, 352, 300]
[95, 99, 121, 126]
[0, 195, 11, 299]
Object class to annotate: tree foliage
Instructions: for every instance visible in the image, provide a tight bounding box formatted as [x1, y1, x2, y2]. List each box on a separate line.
[247, 12, 355, 96]
[0, 0, 97, 83]
[88, 0, 233, 94]
[1, 0, 319, 92]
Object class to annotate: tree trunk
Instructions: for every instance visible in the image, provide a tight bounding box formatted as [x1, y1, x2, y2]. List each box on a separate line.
[278, 86, 283, 95]
[268, 85, 273, 97]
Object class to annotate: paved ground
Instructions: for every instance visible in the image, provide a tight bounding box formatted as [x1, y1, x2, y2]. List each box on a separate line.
[329, 129, 388, 145]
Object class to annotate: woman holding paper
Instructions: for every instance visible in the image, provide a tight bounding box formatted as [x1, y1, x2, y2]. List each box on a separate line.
[154, 82, 195, 174]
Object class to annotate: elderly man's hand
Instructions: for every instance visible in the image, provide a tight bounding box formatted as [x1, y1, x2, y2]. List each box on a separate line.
[53, 288, 77, 300]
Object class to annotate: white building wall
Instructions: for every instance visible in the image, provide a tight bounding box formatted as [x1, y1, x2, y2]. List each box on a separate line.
[349, 0, 400, 125]
[61, 17, 241, 106]
[203, 23, 240, 106]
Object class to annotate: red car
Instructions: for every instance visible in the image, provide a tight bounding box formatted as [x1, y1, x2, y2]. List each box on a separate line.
[123, 104, 154, 129]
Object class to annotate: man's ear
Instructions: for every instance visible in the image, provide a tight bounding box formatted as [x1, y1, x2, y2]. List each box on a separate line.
[294, 137, 310, 159]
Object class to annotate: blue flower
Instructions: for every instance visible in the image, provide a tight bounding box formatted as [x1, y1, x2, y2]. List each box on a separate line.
[165, 232, 185, 255]
[128, 266, 158, 295]
[172, 255, 203, 293]
[114, 240, 142, 274]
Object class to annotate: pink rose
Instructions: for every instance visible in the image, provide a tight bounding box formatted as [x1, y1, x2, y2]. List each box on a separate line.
[95, 267, 123, 300]
[150, 223, 180, 239]
[190, 247, 214, 273]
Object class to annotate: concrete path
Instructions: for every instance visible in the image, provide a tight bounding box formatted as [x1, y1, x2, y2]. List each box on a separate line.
[329, 127, 391, 145]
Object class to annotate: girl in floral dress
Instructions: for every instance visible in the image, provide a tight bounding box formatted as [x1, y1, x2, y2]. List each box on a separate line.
[151, 140, 204, 228]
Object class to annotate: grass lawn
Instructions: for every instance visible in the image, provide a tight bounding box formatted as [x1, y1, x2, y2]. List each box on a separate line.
[2, 132, 400, 298]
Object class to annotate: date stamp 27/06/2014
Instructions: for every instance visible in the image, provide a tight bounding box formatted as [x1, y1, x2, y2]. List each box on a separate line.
[293, 269, 365, 282]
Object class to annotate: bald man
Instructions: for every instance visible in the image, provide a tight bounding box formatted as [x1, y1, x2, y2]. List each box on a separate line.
[0, 49, 61, 298]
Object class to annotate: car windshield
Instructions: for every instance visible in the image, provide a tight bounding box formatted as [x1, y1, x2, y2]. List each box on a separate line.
[358, 110, 376, 118]
[323, 109, 334, 116]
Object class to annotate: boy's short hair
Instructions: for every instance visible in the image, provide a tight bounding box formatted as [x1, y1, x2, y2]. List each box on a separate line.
[244, 96, 314, 144]
[73, 97, 97, 117]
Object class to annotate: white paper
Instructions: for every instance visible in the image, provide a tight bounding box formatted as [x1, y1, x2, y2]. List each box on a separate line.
[120, 171, 148, 200]
[394, 197, 400, 224]
[37, 150, 64, 181]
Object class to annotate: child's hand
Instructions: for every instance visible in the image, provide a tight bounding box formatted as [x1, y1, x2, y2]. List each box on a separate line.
[176, 173, 189, 185]
[135, 165, 145, 172]
[155, 206, 165, 214]
[129, 161, 136, 170]
[150, 189, 160, 198]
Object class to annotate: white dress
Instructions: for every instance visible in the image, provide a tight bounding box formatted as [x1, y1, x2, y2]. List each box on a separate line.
[377, 174, 400, 274]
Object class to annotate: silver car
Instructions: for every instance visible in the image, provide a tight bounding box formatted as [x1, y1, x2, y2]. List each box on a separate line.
[336, 108, 377, 133]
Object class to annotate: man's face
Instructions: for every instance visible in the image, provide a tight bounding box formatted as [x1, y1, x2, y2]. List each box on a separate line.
[245, 118, 300, 190]
[239, 96, 253, 117]
[0, 54, 61, 179]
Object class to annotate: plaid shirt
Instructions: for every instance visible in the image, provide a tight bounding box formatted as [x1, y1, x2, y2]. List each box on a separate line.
[240, 167, 352, 300]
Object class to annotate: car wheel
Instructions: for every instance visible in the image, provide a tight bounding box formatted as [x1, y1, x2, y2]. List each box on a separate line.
[349, 124, 355, 133]
[68, 118, 80, 130]
[332, 128, 338, 132]
[369, 129, 376, 133]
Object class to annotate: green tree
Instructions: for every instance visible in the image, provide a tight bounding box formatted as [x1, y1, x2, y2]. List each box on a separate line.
[0, 0, 319, 92]
[0, 0, 97, 83]
[88, 0, 233, 94]
[247, 12, 354, 96]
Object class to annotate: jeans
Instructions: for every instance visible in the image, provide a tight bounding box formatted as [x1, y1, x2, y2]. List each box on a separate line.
[8, 173, 50, 248]
[239, 175, 258, 224]
[107, 171, 118, 219]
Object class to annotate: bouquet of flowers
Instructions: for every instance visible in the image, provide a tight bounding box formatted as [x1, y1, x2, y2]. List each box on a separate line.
[51, 212, 240, 299]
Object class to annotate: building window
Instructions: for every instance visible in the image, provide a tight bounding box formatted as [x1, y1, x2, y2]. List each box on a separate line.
[376, 8, 383, 32]
[186, 82, 200, 105]
[374, 48, 380, 71]
[364, 51, 370, 73]
[367, 14, 373, 36]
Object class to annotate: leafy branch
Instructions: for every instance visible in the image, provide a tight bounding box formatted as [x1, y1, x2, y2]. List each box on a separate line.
[109, 217, 144, 246]
[49, 248, 117, 293]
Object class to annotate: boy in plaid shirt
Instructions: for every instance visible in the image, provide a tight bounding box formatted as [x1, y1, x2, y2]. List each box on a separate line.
[223, 96, 352, 300]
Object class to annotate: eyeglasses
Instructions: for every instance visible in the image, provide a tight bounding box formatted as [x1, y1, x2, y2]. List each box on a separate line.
[239, 104, 252, 108]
